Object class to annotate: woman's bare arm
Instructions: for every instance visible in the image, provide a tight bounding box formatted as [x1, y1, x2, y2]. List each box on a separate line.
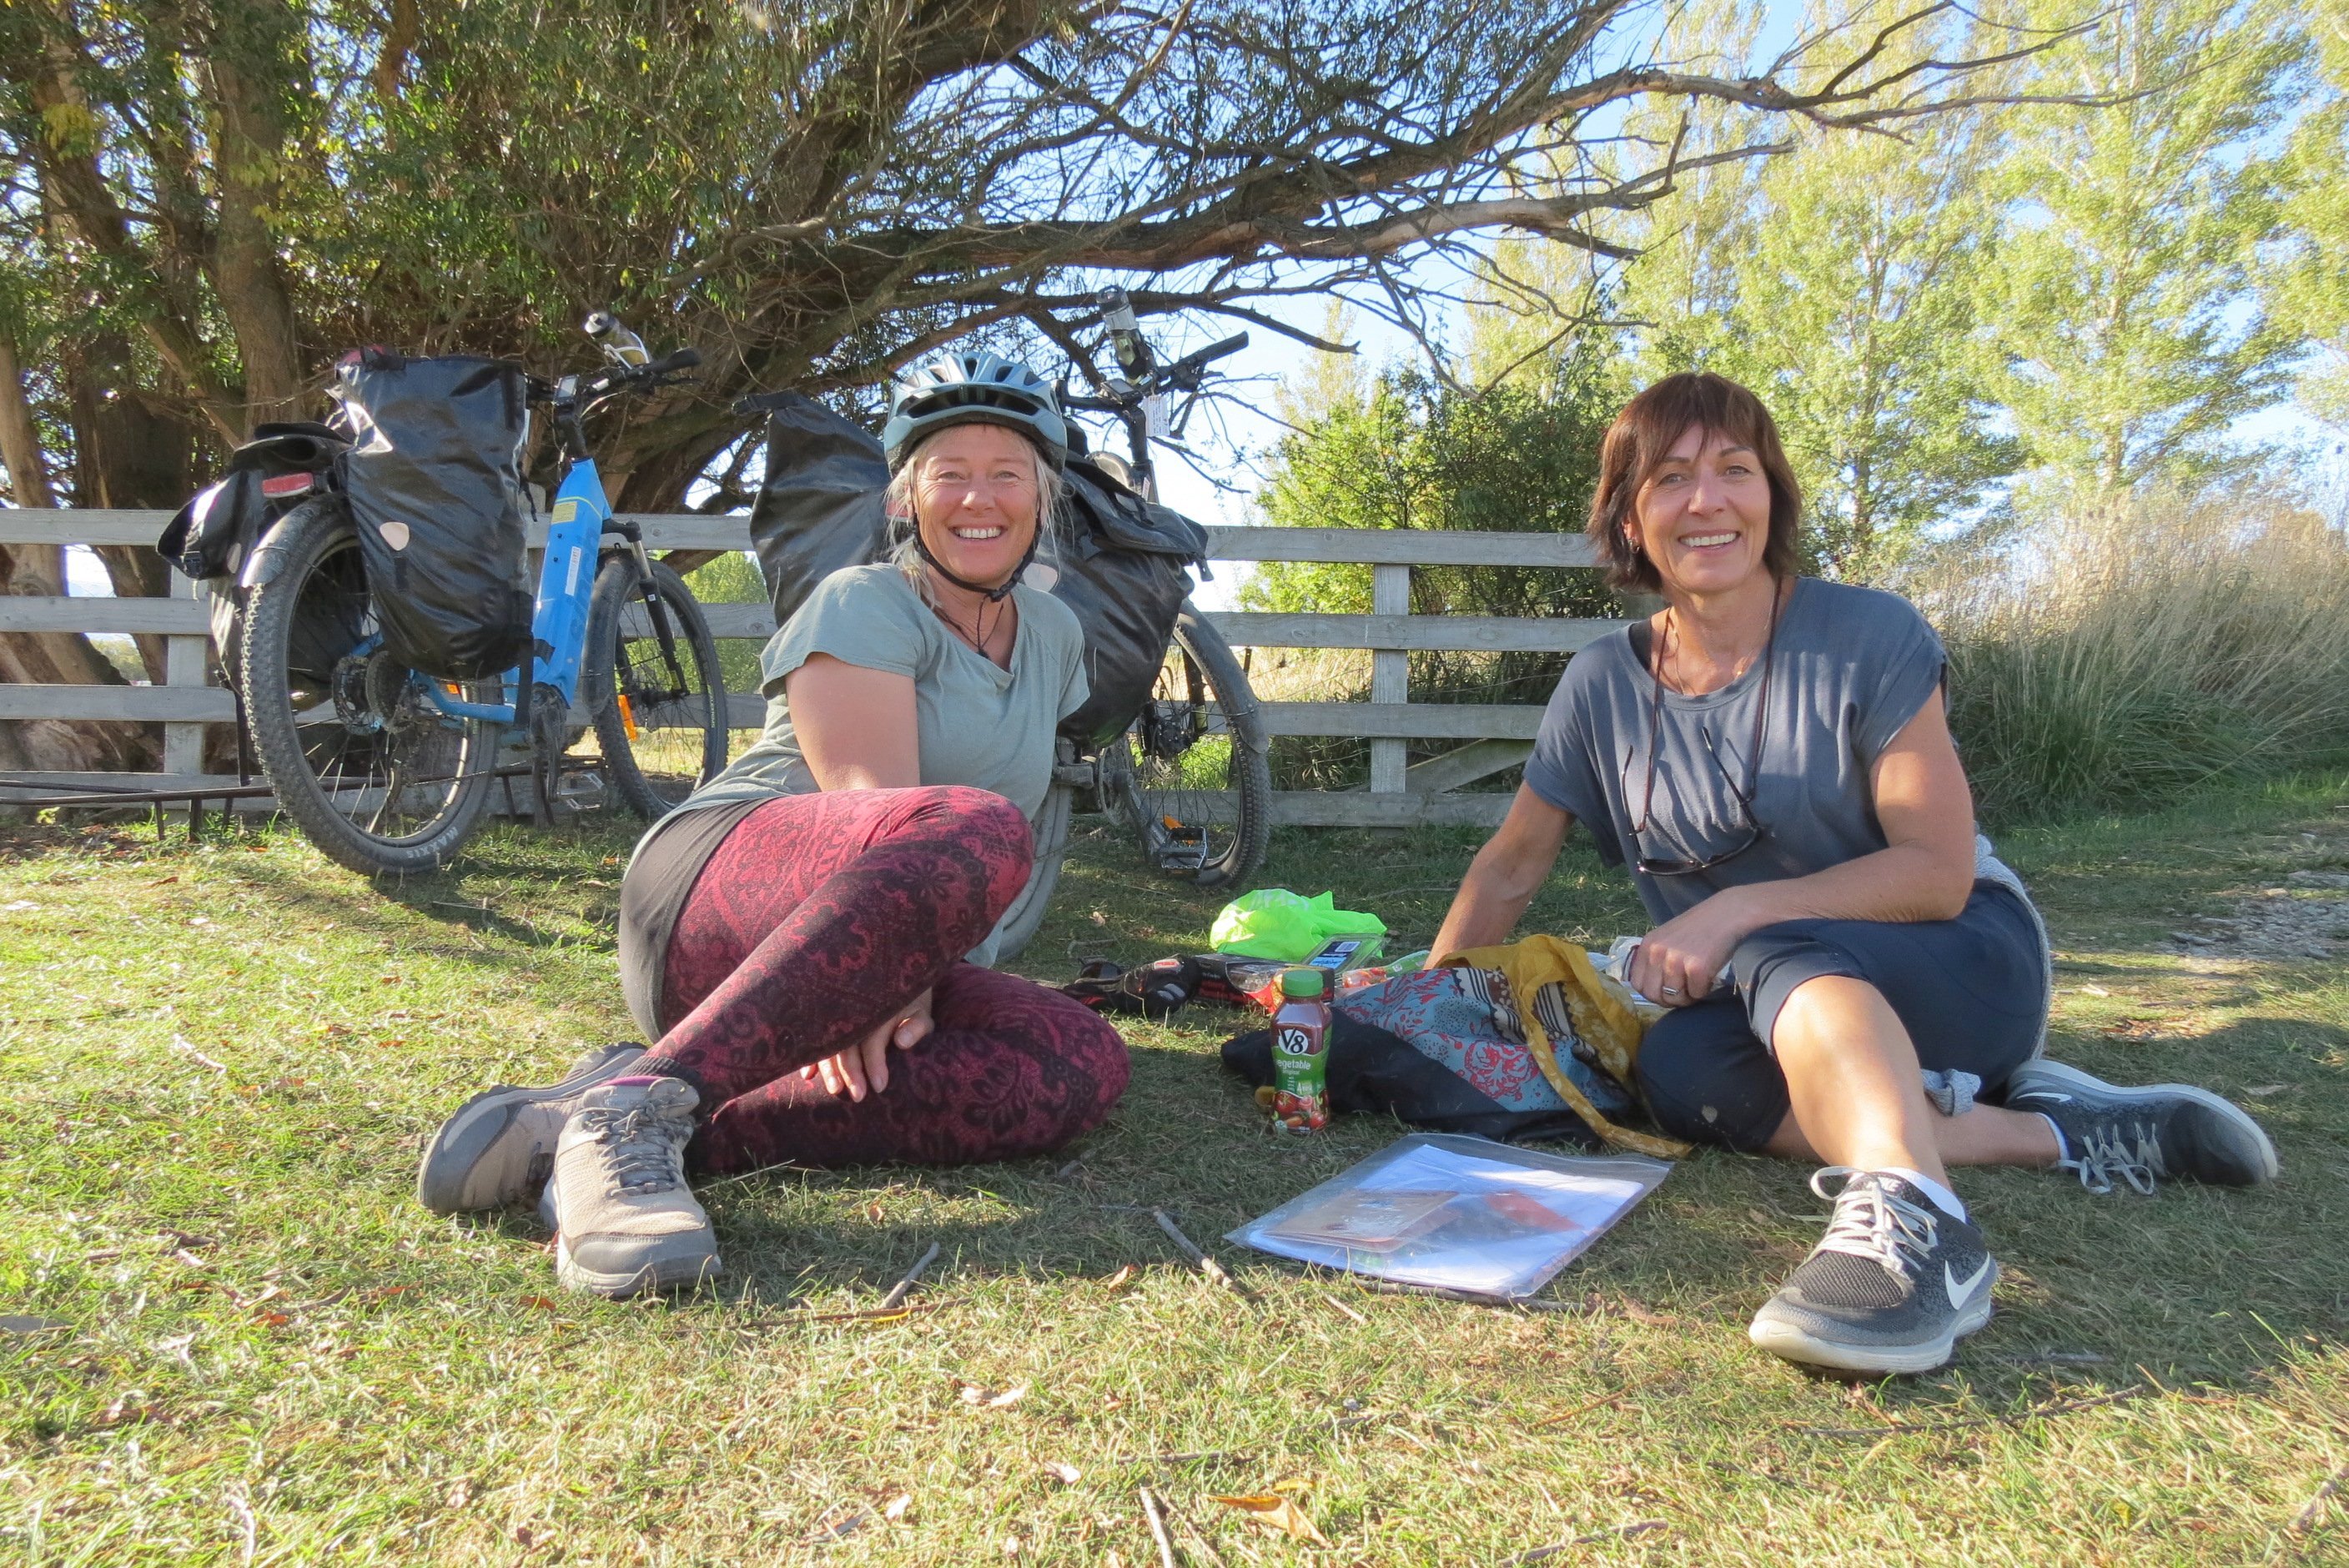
[1733, 691, 1979, 925]
[1627, 696, 1979, 1004]
[783, 653, 920, 792]
[1429, 786, 1576, 957]
[777, 653, 930, 1099]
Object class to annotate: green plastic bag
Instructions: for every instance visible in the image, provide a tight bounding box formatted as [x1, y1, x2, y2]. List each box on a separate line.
[1208, 888, 1388, 962]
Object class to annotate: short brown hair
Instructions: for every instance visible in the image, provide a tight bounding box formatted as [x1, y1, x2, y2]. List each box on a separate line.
[1587, 373, 1803, 593]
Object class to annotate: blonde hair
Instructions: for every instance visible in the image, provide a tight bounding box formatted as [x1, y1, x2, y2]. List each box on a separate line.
[884, 426, 1064, 602]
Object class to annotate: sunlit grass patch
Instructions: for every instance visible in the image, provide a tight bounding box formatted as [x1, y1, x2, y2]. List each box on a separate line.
[3, 777, 2344, 1562]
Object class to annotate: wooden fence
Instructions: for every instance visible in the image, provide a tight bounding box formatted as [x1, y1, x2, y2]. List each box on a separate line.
[0, 509, 1616, 827]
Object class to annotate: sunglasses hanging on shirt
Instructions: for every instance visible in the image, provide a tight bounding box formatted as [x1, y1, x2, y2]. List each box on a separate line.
[1626, 582, 1783, 877]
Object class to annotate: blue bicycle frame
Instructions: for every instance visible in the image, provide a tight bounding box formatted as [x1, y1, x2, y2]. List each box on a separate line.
[415, 457, 613, 725]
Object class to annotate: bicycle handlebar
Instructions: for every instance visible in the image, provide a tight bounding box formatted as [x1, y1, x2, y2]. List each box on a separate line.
[530, 347, 701, 407]
[641, 346, 702, 376]
[1163, 332, 1248, 387]
[1065, 328, 1249, 414]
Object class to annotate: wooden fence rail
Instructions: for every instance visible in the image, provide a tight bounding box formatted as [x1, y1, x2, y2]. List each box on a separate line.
[1, 510, 1614, 827]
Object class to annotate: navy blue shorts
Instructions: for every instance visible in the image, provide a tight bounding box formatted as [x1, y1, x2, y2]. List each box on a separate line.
[1633, 882, 2046, 1151]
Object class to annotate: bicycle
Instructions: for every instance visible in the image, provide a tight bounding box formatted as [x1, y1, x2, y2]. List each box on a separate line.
[983, 292, 1272, 957]
[233, 313, 731, 877]
[1061, 288, 1271, 889]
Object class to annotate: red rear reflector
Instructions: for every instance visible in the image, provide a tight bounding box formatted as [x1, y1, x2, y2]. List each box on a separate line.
[260, 473, 314, 498]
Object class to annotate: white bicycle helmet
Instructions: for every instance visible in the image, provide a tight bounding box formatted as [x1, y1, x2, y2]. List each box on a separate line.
[883, 350, 1069, 473]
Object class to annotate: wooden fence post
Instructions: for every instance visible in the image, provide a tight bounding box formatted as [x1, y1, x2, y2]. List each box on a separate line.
[161, 572, 209, 780]
[1369, 562, 1410, 795]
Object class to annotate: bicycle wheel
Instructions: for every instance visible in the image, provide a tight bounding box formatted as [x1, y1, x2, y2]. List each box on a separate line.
[238, 497, 500, 876]
[582, 555, 728, 819]
[1099, 601, 1270, 887]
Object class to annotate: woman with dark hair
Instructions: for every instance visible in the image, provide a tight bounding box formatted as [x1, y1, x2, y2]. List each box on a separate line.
[1428, 372, 2275, 1374]
[414, 351, 1129, 1297]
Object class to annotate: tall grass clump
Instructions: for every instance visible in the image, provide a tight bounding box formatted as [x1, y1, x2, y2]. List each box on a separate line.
[1917, 491, 2349, 824]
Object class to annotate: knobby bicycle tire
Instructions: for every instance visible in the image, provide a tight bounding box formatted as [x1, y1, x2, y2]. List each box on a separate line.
[238, 497, 500, 876]
[582, 556, 729, 820]
[1103, 601, 1270, 887]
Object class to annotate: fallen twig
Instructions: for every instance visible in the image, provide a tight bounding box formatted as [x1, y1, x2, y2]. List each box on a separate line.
[1533, 1390, 1630, 1428]
[226, 1490, 259, 1565]
[744, 1296, 964, 1328]
[170, 1034, 229, 1074]
[1114, 1447, 1253, 1470]
[1152, 1209, 1253, 1300]
[1532, 1370, 1681, 1429]
[2290, 1459, 2349, 1535]
[1114, 1411, 1383, 1472]
[1793, 1385, 2143, 1439]
[1505, 1520, 1670, 1563]
[1320, 1292, 1368, 1324]
[4, 1003, 140, 1025]
[694, 1158, 803, 1191]
[1139, 1486, 1180, 1568]
[876, 1242, 941, 1312]
[1343, 1277, 1579, 1311]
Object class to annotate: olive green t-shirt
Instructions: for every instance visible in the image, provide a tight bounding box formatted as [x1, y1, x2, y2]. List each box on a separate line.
[654, 564, 1088, 963]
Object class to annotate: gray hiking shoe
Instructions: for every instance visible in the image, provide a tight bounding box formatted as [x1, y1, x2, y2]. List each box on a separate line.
[416, 1043, 646, 1214]
[1748, 1168, 1997, 1376]
[538, 1076, 719, 1297]
[2005, 1059, 2279, 1194]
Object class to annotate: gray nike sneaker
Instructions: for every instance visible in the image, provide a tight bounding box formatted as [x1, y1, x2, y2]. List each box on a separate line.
[2005, 1059, 2278, 1194]
[538, 1076, 720, 1298]
[415, 1043, 646, 1214]
[1748, 1168, 1997, 1376]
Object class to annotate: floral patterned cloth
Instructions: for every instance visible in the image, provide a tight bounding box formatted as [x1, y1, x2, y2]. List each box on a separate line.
[1338, 968, 1637, 1119]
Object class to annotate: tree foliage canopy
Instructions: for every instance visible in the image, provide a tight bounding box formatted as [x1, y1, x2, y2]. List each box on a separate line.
[1, 0, 2070, 512]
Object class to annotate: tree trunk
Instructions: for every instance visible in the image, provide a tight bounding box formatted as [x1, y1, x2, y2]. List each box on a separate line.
[69, 339, 198, 683]
[0, 328, 63, 588]
[204, 1, 309, 432]
[0, 336, 159, 776]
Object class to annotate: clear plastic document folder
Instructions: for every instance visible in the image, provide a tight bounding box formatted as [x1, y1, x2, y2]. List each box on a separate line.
[1227, 1133, 1672, 1301]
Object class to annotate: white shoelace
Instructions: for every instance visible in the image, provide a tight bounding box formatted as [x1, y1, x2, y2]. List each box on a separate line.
[1808, 1167, 1940, 1274]
[586, 1105, 690, 1194]
[2058, 1122, 2163, 1196]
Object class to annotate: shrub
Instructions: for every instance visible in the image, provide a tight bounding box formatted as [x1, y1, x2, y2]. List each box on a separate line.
[1918, 492, 2349, 823]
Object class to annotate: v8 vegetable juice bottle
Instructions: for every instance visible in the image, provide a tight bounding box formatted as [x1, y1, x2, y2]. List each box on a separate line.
[1270, 967, 1331, 1133]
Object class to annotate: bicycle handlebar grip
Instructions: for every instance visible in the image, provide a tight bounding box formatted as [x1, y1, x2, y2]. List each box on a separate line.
[1192, 332, 1249, 365]
[644, 347, 702, 375]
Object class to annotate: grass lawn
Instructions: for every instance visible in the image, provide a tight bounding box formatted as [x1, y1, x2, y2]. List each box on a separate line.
[3, 775, 2346, 1565]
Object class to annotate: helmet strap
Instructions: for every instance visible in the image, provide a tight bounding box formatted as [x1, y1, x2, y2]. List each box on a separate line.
[913, 527, 1037, 604]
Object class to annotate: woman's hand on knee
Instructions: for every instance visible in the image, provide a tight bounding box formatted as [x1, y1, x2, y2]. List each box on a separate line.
[1632, 892, 1758, 1006]
[800, 989, 934, 1101]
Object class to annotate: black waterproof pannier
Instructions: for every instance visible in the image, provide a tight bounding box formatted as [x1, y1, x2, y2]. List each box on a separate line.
[742, 390, 1209, 744]
[158, 421, 355, 686]
[331, 349, 534, 681]
[158, 421, 350, 585]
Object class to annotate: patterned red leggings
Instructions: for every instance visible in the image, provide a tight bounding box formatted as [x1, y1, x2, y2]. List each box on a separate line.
[631, 787, 1129, 1174]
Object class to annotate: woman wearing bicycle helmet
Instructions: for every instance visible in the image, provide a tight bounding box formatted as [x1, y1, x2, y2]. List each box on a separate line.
[415, 351, 1128, 1297]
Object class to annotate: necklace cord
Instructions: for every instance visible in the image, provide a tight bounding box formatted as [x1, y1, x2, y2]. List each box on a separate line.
[1631, 577, 1784, 843]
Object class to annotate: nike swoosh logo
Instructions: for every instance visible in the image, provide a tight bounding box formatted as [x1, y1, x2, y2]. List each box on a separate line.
[1945, 1259, 1992, 1308]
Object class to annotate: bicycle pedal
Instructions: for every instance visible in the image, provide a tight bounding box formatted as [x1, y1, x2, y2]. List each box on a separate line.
[551, 770, 607, 809]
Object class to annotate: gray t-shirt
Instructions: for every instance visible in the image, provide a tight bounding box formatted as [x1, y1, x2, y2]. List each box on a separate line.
[1524, 577, 1952, 925]
[676, 563, 1088, 821]
[647, 564, 1087, 967]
